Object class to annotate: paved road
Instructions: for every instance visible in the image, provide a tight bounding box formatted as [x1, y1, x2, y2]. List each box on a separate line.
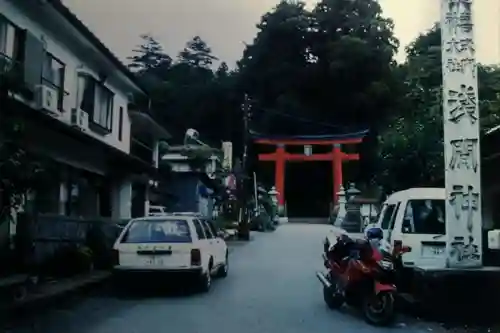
[4, 224, 440, 333]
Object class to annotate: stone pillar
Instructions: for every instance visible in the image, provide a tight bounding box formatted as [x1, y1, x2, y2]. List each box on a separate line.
[111, 180, 132, 219]
[441, 0, 482, 268]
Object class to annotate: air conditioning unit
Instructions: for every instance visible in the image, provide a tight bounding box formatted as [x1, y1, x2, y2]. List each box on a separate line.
[70, 108, 89, 131]
[35, 85, 58, 115]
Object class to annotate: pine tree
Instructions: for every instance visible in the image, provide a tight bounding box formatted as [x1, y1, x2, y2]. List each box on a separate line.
[128, 34, 172, 73]
[178, 36, 218, 68]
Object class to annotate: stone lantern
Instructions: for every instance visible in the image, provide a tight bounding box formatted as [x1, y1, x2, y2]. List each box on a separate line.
[334, 185, 347, 227]
[268, 186, 280, 222]
[344, 183, 363, 232]
[346, 182, 361, 200]
[268, 186, 279, 208]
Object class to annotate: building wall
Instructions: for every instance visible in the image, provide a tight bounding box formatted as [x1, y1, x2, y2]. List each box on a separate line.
[112, 180, 132, 219]
[164, 174, 199, 212]
[0, 0, 142, 223]
[0, 0, 133, 153]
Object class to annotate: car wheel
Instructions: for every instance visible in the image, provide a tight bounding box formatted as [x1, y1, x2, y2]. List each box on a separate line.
[198, 270, 212, 293]
[218, 252, 229, 278]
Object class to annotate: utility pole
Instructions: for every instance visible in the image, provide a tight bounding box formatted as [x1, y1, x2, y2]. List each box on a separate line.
[237, 94, 251, 240]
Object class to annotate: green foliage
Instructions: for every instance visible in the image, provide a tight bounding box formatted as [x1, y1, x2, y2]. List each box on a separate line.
[377, 24, 500, 191]
[129, 2, 496, 191]
[235, 0, 399, 135]
[0, 66, 49, 217]
[128, 34, 241, 148]
[128, 0, 400, 159]
[127, 34, 172, 75]
[180, 145, 221, 171]
[178, 36, 219, 68]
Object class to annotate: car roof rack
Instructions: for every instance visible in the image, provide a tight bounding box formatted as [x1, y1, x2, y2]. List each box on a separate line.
[169, 212, 202, 216]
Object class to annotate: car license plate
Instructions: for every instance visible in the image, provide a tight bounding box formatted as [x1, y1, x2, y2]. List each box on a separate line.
[144, 257, 154, 265]
[422, 246, 445, 257]
[143, 256, 164, 265]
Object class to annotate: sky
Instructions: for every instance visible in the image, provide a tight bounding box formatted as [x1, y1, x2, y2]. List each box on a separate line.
[62, 0, 500, 67]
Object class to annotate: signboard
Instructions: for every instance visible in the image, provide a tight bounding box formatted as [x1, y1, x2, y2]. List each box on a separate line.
[441, 0, 482, 267]
[304, 145, 312, 156]
[222, 141, 233, 170]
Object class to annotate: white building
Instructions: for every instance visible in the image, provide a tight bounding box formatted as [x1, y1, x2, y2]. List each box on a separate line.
[0, 0, 169, 221]
[161, 146, 222, 216]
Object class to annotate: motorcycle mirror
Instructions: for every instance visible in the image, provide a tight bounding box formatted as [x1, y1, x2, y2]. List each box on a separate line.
[401, 245, 412, 253]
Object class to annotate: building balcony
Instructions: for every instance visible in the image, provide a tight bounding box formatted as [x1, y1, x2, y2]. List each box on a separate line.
[130, 138, 154, 165]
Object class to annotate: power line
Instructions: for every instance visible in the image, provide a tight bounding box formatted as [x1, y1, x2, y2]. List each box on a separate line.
[253, 106, 359, 131]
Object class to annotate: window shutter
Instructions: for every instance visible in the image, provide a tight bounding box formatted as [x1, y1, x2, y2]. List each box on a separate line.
[23, 30, 44, 91]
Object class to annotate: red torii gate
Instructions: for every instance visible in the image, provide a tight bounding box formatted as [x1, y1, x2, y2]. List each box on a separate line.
[255, 132, 367, 207]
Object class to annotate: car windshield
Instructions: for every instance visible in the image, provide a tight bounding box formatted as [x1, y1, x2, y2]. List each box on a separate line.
[121, 219, 192, 243]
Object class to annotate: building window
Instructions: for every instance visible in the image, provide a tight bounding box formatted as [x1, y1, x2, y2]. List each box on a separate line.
[118, 106, 123, 141]
[76, 74, 114, 133]
[0, 15, 23, 71]
[0, 17, 16, 58]
[42, 53, 65, 110]
[94, 85, 113, 129]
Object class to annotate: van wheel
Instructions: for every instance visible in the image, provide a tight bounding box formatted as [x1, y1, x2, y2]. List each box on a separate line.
[218, 252, 229, 278]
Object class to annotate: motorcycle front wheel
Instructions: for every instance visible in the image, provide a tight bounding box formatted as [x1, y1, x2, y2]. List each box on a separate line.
[362, 291, 395, 326]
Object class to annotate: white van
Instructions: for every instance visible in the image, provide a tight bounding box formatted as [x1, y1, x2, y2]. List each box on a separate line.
[371, 188, 446, 269]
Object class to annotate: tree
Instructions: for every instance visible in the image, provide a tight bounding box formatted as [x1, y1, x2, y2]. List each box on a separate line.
[236, 0, 400, 183]
[376, 24, 500, 191]
[237, 1, 316, 135]
[126, 34, 240, 149]
[178, 36, 219, 68]
[308, 0, 400, 128]
[216, 62, 229, 78]
[128, 34, 172, 74]
[0, 58, 48, 220]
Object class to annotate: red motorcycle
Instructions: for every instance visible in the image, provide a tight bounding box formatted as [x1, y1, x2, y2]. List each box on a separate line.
[316, 230, 411, 326]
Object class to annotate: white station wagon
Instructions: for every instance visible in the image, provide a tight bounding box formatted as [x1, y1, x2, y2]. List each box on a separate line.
[112, 215, 229, 292]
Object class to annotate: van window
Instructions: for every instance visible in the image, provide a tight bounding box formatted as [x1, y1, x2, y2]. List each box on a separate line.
[380, 204, 397, 229]
[388, 203, 400, 230]
[402, 199, 445, 234]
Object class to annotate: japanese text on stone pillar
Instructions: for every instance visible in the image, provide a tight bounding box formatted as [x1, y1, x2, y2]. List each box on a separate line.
[441, 0, 482, 267]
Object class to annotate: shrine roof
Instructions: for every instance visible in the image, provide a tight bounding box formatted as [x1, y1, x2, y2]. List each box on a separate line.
[251, 129, 369, 141]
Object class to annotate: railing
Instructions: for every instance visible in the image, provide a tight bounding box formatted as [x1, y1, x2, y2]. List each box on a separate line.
[14, 213, 125, 272]
[130, 138, 154, 165]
